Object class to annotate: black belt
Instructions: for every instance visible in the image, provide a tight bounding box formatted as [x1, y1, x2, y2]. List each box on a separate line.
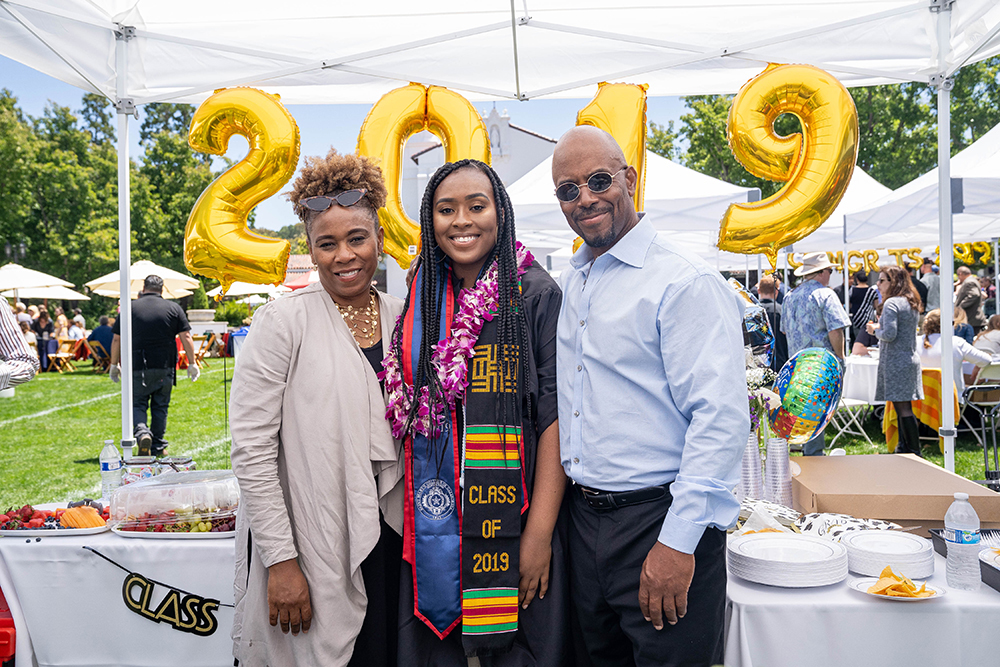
[578, 484, 671, 510]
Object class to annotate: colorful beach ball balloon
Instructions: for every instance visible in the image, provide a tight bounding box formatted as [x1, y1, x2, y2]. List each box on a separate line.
[769, 348, 844, 444]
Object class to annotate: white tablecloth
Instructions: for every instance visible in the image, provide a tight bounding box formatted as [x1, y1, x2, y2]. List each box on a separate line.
[0, 531, 236, 667]
[842, 356, 880, 404]
[725, 553, 1000, 667]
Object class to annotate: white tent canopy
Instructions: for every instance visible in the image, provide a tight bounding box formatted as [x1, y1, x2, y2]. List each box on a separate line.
[508, 149, 754, 232]
[790, 167, 893, 252]
[845, 121, 1000, 246]
[2, 1, 1000, 104]
[5, 1, 999, 469]
[206, 281, 291, 298]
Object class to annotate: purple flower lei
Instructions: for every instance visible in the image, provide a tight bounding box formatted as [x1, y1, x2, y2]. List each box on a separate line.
[380, 242, 534, 439]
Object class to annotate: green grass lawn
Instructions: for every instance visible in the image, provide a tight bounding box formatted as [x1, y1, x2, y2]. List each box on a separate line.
[0, 360, 234, 509]
[1, 362, 996, 509]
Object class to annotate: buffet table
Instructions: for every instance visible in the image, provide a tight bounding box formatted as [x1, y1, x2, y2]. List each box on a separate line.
[725, 552, 1000, 667]
[0, 531, 235, 667]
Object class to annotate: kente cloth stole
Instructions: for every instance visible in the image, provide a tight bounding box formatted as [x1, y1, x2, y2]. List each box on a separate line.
[401, 266, 526, 656]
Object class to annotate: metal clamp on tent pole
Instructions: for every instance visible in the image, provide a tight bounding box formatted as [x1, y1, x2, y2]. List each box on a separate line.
[114, 98, 138, 119]
[928, 0, 955, 12]
[114, 25, 136, 41]
[939, 427, 958, 438]
[929, 74, 954, 91]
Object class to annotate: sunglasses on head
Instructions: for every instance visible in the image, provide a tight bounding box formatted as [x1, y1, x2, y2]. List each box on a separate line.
[555, 167, 626, 203]
[298, 189, 368, 212]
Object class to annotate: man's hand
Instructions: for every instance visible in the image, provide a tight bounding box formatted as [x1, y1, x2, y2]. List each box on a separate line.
[638, 541, 695, 630]
[518, 525, 552, 609]
[187, 365, 200, 382]
[267, 558, 312, 635]
[109, 365, 121, 383]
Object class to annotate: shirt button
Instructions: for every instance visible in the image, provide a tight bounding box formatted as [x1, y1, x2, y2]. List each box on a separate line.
[579, 320, 585, 327]
[574, 410, 580, 417]
[573, 457, 580, 464]
[576, 365, 582, 372]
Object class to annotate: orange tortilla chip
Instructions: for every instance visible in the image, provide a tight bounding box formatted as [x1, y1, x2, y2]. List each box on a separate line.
[866, 566, 935, 598]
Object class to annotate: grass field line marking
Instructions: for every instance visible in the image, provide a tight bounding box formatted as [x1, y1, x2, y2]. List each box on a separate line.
[0, 392, 119, 427]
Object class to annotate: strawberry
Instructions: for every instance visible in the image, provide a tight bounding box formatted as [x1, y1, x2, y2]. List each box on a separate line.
[31, 510, 44, 521]
[27, 518, 44, 528]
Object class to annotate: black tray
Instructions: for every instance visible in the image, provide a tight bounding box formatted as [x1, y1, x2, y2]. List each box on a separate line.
[929, 528, 1000, 593]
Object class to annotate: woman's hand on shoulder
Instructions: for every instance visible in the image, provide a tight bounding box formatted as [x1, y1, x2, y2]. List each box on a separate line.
[267, 558, 312, 635]
[518, 525, 552, 610]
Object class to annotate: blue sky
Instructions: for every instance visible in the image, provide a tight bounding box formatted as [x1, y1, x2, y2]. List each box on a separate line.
[1, 54, 686, 232]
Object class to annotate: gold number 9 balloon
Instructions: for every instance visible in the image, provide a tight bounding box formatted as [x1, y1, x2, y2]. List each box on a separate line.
[974, 241, 993, 266]
[719, 64, 859, 267]
[185, 87, 300, 294]
[577, 82, 648, 213]
[357, 83, 491, 268]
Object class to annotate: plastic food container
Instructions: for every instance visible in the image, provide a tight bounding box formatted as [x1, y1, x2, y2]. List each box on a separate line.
[122, 457, 160, 485]
[157, 456, 196, 473]
[110, 470, 239, 534]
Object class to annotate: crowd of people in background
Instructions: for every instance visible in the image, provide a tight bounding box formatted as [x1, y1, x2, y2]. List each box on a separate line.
[3, 300, 117, 371]
[754, 253, 1000, 458]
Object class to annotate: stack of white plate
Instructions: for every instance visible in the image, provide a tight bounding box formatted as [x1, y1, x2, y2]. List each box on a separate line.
[840, 530, 934, 579]
[728, 533, 849, 587]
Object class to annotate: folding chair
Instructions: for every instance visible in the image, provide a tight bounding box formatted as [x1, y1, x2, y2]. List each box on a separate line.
[193, 333, 216, 369]
[86, 339, 111, 373]
[829, 397, 873, 447]
[48, 338, 77, 373]
[961, 362, 1000, 491]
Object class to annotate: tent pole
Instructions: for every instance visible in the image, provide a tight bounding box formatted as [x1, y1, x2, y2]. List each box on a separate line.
[116, 27, 135, 451]
[843, 238, 850, 351]
[994, 237, 998, 316]
[935, 2, 956, 472]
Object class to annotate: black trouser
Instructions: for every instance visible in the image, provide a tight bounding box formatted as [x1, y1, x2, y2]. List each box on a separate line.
[569, 487, 727, 667]
[132, 367, 174, 448]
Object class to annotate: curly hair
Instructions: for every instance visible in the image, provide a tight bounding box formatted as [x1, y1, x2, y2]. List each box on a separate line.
[286, 149, 387, 238]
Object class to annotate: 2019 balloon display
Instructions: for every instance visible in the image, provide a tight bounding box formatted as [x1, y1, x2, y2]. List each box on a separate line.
[185, 88, 299, 294]
[719, 64, 859, 267]
[769, 348, 844, 445]
[357, 83, 491, 268]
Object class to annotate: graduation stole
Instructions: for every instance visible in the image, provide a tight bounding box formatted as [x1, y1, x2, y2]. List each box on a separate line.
[393, 255, 529, 656]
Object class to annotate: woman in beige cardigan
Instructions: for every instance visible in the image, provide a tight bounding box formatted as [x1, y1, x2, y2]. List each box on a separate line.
[230, 151, 404, 666]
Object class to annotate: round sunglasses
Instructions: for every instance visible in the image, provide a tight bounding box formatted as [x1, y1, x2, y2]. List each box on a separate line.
[555, 167, 626, 203]
[298, 189, 368, 212]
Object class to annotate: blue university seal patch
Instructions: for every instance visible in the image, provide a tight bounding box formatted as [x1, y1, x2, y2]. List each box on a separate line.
[416, 478, 455, 521]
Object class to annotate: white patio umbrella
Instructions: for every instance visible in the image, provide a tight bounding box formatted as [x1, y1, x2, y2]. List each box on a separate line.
[0, 263, 74, 292]
[206, 281, 291, 298]
[85, 260, 200, 299]
[1, 285, 91, 301]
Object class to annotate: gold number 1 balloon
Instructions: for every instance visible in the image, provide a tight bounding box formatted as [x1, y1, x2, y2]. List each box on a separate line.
[718, 64, 859, 267]
[185, 87, 300, 294]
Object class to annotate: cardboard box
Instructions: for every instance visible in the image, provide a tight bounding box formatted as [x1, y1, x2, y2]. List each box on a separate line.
[792, 454, 1000, 537]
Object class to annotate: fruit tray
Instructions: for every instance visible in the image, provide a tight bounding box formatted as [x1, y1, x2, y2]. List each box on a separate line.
[110, 470, 239, 536]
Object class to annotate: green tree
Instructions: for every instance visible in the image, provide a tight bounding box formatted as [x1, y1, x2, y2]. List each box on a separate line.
[0, 90, 38, 257]
[646, 120, 678, 161]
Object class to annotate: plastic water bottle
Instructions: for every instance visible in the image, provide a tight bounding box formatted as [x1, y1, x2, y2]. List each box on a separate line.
[944, 492, 981, 591]
[100, 439, 122, 500]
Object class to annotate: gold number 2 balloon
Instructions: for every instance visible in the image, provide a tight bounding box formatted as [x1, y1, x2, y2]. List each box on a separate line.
[718, 64, 859, 267]
[185, 87, 300, 294]
[357, 83, 491, 269]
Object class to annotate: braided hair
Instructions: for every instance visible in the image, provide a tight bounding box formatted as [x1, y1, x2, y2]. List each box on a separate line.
[392, 159, 532, 438]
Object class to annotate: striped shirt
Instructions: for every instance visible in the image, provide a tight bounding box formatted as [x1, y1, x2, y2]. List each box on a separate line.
[1, 304, 39, 390]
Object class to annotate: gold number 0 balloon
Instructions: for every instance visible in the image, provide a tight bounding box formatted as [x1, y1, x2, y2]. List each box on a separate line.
[357, 83, 491, 269]
[576, 82, 648, 212]
[185, 88, 299, 294]
[719, 64, 859, 267]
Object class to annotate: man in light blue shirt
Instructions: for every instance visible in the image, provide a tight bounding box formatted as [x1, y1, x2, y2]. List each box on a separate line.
[553, 126, 749, 666]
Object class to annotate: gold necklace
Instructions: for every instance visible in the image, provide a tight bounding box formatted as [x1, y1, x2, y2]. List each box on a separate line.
[336, 289, 379, 345]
